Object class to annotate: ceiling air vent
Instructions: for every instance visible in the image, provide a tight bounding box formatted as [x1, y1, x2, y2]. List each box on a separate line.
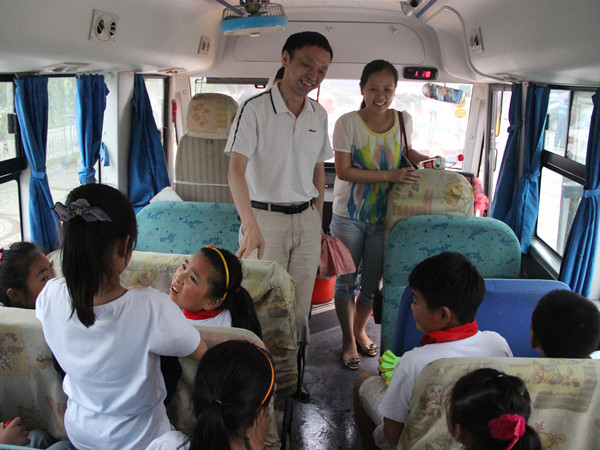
[89, 10, 119, 43]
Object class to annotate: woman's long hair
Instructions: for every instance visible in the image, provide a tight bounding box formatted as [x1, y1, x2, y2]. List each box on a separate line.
[186, 340, 274, 450]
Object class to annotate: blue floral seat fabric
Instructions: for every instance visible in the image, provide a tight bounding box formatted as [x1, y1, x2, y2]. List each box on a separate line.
[135, 201, 240, 254]
[381, 215, 521, 351]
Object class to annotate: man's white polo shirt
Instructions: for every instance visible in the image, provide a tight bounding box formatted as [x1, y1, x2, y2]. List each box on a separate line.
[224, 83, 333, 204]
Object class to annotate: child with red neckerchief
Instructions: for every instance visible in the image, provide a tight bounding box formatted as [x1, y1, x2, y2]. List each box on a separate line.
[448, 368, 542, 450]
[169, 246, 262, 339]
[353, 252, 513, 450]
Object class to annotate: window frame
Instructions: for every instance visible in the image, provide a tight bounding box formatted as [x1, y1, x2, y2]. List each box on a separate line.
[0, 75, 26, 178]
[0, 75, 26, 241]
[533, 84, 594, 259]
[142, 75, 170, 155]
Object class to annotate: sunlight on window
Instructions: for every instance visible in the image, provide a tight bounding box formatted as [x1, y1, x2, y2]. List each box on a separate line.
[0, 82, 17, 162]
[145, 77, 166, 146]
[188, 78, 472, 169]
[545, 90, 570, 156]
[46, 77, 80, 204]
[0, 180, 21, 247]
[567, 91, 594, 164]
[190, 78, 266, 106]
[318, 80, 472, 166]
[486, 89, 512, 202]
[537, 168, 582, 255]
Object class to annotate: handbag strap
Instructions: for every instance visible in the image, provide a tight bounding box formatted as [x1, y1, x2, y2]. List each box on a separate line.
[397, 110, 417, 169]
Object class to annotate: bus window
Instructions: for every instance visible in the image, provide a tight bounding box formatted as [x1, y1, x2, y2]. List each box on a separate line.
[0, 179, 22, 246]
[144, 76, 168, 151]
[486, 87, 512, 202]
[536, 88, 591, 256]
[190, 77, 472, 168]
[189, 77, 268, 106]
[1, 78, 26, 246]
[567, 91, 594, 165]
[46, 77, 80, 204]
[318, 80, 473, 167]
[545, 90, 570, 156]
[1, 82, 18, 161]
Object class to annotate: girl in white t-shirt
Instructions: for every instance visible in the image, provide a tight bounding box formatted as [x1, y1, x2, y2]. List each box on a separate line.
[169, 246, 262, 339]
[36, 184, 207, 450]
[148, 340, 274, 450]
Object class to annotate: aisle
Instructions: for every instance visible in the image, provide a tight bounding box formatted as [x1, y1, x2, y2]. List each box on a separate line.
[290, 307, 381, 449]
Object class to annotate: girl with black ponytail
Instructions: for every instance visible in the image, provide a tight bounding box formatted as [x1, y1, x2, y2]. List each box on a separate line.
[148, 340, 275, 450]
[36, 184, 207, 450]
[169, 246, 262, 339]
[448, 368, 542, 450]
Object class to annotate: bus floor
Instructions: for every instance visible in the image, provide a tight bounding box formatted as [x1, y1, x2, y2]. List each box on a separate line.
[291, 305, 381, 449]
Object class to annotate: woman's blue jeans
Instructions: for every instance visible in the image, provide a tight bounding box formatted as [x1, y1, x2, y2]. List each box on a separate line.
[330, 214, 385, 305]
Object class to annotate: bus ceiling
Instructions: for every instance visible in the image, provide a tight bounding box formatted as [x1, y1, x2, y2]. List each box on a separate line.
[0, 0, 599, 87]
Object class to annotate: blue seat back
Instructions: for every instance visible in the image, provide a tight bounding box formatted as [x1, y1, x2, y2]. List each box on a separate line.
[135, 201, 240, 254]
[392, 278, 571, 357]
[382, 215, 521, 352]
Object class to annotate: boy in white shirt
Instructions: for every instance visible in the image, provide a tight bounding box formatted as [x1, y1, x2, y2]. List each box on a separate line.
[353, 252, 513, 449]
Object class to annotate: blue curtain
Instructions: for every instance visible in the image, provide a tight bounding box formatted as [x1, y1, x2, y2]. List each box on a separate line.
[128, 74, 170, 213]
[559, 91, 600, 296]
[76, 75, 109, 184]
[14, 77, 60, 253]
[510, 85, 550, 253]
[490, 84, 523, 222]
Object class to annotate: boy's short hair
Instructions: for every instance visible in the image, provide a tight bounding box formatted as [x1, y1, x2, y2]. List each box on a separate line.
[531, 289, 600, 358]
[281, 31, 333, 60]
[408, 251, 485, 324]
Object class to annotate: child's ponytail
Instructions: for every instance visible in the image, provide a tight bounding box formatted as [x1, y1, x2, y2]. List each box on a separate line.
[187, 341, 274, 450]
[201, 247, 262, 339]
[54, 184, 137, 327]
[449, 368, 542, 450]
[228, 286, 262, 339]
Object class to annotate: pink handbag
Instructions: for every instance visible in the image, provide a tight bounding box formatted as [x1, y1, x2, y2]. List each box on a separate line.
[318, 235, 356, 279]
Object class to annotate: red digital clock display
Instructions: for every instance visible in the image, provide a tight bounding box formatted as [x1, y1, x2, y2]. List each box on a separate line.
[403, 67, 438, 80]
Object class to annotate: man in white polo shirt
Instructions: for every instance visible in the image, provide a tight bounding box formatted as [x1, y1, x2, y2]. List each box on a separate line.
[225, 31, 333, 346]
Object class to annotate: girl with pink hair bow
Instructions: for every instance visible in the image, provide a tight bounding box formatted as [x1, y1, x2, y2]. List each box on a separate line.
[447, 368, 542, 450]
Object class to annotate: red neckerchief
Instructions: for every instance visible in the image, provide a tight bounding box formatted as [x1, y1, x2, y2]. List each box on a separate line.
[420, 319, 479, 346]
[182, 308, 223, 321]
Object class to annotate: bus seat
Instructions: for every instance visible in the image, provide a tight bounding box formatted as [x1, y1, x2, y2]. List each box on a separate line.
[0, 308, 276, 445]
[385, 169, 474, 235]
[174, 93, 238, 203]
[169, 325, 284, 447]
[392, 279, 571, 358]
[381, 215, 521, 352]
[403, 356, 600, 449]
[135, 200, 240, 254]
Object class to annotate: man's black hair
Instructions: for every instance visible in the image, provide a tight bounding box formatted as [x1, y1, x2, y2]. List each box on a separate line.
[281, 31, 333, 60]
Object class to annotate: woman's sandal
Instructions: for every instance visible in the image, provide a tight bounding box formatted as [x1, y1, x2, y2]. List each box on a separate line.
[357, 342, 379, 357]
[342, 353, 360, 370]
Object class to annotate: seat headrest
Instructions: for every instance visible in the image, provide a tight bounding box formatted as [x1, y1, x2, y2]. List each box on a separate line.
[186, 93, 238, 139]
